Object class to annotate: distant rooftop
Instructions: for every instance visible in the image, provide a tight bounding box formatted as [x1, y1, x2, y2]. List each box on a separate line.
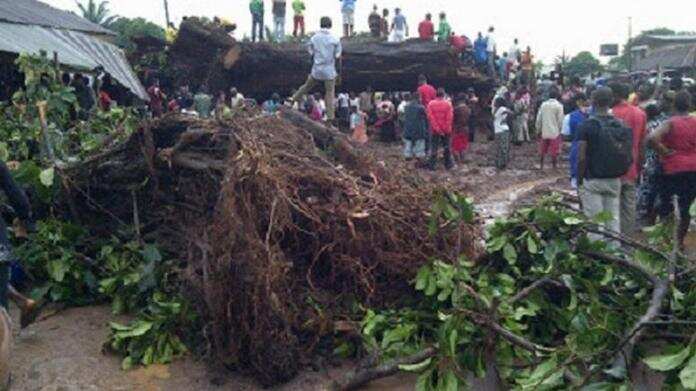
[634, 43, 696, 71]
[647, 34, 696, 40]
[0, 0, 115, 35]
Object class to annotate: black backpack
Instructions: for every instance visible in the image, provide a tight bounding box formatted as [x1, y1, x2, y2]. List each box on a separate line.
[586, 116, 634, 179]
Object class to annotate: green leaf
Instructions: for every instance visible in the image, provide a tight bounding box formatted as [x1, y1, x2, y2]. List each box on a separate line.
[643, 346, 692, 371]
[503, 243, 517, 265]
[527, 235, 539, 254]
[415, 369, 434, 391]
[415, 266, 430, 291]
[690, 201, 696, 217]
[121, 356, 135, 370]
[47, 259, 69, 282]
[399, 358, 432, 373]
[679, 354, 696, 389]
[600, 267, 614, 286]
[563, 216, 583, 225]
[115, 321, 153, 338]
[448, 329, 458, 357]
[39, 167, 55, 187]
[442, 370, 459, 391]
[140, 245, 162, 263]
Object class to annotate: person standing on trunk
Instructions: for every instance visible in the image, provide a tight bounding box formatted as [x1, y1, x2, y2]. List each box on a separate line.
[418, 13, 434, 41]
[485, 26, 497, 79]
[272, 0, 287, 42]
[391, 8, 409, 43]
[292, 0, 305, 37]
[610, 82, 647, 237]
[340, 0, 357, 37]
[368, 5, 381, 38]
[291, 17, 342, 123]
[427, 88, 454, 170]
[536, 88, 564, 170]
[250, 0, 264, 42]
[437, 12, 451, 43]
[380, 8, 390, 39]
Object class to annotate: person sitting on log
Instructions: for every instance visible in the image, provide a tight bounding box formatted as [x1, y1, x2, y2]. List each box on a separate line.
[290, 17, 342, 125]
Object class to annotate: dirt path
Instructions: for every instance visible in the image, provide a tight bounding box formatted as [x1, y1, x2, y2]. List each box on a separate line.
[7, 139, 570, 391]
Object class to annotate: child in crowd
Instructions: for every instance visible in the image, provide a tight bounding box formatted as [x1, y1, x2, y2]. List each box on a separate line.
[350, 105, 368, 144]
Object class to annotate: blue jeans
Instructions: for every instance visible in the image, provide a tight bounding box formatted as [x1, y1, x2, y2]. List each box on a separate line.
[273, 16, 285, 41]
[404, 139, 426, 158]
[252, 13, 264, 42]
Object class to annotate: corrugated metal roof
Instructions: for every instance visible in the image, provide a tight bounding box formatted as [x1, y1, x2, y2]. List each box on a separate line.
[0, 23, 147, 100]
[634, 44, 696, 72]
[645, 35, 696, 43]
[0, 0, 114, 35]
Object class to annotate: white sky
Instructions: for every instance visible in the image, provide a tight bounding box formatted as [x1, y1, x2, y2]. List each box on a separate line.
[44, 0, 695, 63]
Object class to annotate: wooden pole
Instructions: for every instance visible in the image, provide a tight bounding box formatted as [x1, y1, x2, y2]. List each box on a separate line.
[163, 0, 171, 27]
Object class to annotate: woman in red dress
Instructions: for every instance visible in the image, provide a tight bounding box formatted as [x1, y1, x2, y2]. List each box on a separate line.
[451, 93, 471, 164]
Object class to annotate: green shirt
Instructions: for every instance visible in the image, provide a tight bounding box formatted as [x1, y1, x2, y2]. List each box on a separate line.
[250, 0, 264, 15]
[437, 21, 451, 42]
[194, 93, 212, 119]
[292, 0, 305, 15]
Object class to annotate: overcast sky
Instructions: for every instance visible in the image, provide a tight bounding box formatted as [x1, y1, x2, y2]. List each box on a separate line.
[44, 0, 694, 63]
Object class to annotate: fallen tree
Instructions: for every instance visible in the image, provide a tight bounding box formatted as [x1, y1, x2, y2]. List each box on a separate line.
[168, 18, 493, 99]
[335, 196, 696, 390]
[64, 107, 483, 386]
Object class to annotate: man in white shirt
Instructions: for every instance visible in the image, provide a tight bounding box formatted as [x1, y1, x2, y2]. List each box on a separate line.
[486, 26, 497, 79]
[535, 89, 565, 170]
[230, 87, 245, 108]
[508, 38, 520, 62]
[291, 17, 342, 122]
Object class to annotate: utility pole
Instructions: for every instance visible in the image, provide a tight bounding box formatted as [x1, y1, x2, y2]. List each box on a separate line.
[163, 0, 171, 27]
[627, 17, 633, 73]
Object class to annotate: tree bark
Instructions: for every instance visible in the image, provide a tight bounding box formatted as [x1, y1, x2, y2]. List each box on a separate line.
[168, 18, 493, 100]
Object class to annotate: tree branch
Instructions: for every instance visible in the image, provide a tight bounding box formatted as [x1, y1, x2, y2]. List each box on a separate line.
[330, 347, 437, 391]
[581, 251, 659, 285]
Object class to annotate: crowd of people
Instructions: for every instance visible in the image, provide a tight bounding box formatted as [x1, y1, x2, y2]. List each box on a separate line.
[144, 12, 696, 252]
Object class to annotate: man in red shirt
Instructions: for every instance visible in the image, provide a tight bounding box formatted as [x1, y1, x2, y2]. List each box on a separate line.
[427, 88, 454, 170]
[418, 13, 434, 41]
[417, 74, 437, 107]
[610, 83, 647, 236]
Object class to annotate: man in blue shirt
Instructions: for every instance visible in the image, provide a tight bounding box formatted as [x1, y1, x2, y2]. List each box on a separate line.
[291, 17, 343, 122]
[474, 32, 488, 66]
[564, 93, 589, 188]
[340, 0, 356, 37]
[391, 8, 409, 42]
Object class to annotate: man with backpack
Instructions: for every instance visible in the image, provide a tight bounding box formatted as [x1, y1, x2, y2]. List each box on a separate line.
[576, 87, 634, 237]
[610, 83, 647, 236]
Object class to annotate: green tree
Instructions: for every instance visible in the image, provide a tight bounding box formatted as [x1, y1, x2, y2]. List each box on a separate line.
[109, 17, 166, 53]
[76, 0, 119, 27]
[565, 51, 603, 78]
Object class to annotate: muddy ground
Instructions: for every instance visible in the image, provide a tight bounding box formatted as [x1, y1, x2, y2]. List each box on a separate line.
[9, 137, 656, 391]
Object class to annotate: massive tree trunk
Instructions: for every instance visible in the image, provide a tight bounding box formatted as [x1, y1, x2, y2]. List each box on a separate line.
[168, 18, 493, 100]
